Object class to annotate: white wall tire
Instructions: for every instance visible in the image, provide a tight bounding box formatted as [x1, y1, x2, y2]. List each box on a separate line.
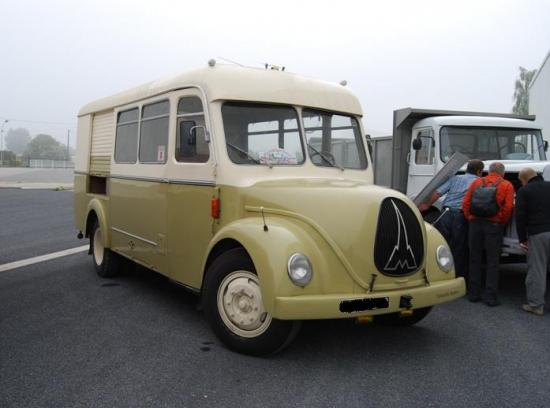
[203, 248, 301, 356]
[217, 271, 272, 338]
[90, 220, 119, 278]
[93, 226, 105, 266]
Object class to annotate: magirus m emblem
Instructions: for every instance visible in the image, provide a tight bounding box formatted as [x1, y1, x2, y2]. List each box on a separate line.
[374, 197, 423, 277]
[383, 200, 418, 272]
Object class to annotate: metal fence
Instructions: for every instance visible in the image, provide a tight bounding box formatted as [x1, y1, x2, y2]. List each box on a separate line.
[29, 159, 74, 168]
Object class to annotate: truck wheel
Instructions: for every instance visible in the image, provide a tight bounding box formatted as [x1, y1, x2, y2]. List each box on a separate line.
[375, 307, 432, 326]
[90, 220, 119, 278]
[203, 248, 301, 356]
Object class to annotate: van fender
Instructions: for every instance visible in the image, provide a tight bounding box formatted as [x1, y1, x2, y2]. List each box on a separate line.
[203, 216, 347, 315]
[86, 198, 110, 248]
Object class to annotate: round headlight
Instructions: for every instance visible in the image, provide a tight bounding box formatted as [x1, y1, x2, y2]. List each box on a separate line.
[287, 253, 313, 287]
[436, 245, 454, 273]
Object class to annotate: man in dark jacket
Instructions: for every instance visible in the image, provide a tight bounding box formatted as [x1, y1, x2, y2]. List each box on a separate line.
[516, 167, 550, 316]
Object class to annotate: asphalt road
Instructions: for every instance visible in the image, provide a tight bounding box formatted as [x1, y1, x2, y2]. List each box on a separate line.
[0, 189, 79, 264]
[1, 190, 550, 407]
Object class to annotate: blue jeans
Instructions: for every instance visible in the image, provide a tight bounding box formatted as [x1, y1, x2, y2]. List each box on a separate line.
[435, 208, 469, 279]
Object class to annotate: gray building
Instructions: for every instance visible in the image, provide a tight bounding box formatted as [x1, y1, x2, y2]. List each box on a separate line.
[530, 51, 550, 143]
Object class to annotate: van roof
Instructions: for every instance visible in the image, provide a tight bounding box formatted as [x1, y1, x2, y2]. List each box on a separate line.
[78, 64, 363, 117]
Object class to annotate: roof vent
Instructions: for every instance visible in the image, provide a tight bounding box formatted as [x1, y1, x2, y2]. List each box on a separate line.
[264, 63, 285, 71]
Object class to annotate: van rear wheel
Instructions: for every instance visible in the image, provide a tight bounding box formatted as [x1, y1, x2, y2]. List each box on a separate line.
[375, 307, 432, 326]
[203, 248, 301, 356]
[90, 220, 119, 278]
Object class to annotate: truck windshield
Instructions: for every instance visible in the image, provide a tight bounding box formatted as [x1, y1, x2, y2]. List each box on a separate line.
[302, 109, 367, 169]
[440, 127, 546, 162]
[222, 102, 305, 166]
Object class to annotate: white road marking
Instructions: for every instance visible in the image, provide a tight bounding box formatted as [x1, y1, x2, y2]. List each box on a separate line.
[0, 245, 89, 273]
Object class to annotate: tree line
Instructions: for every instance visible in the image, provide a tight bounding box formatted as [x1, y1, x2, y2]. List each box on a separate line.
[2, 128, 74, 163]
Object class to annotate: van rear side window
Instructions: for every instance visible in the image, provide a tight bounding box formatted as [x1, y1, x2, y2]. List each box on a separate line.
[176, 96, 209, 163]
[114, 108, 139, 163]
[139, 100, 170, 163]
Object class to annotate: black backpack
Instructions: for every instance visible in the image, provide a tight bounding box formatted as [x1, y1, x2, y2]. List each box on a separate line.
[470, 178, 503, 217]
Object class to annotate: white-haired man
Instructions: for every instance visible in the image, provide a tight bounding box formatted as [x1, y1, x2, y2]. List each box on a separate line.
[463, 162, 514, 306]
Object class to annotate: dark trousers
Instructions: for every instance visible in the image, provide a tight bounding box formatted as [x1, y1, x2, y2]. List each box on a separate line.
[468, 219, 505, 301]
[436, 209, 469, 279]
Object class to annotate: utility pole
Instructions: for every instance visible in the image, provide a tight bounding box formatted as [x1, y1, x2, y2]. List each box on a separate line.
[0, 119, 9, 167]
[66, 129, 70, 168]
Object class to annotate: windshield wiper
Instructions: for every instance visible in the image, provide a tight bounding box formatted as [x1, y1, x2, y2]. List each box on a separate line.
[306, 142, 343, 170]
[227, 142, 261, 164]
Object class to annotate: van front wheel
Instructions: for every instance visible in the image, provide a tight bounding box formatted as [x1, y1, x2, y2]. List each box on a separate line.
[203, 248, 301, 356]
[90, 220, 119, 278]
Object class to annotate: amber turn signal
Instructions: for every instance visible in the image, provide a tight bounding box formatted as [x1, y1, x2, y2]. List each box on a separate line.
[211, 198, 220, 219]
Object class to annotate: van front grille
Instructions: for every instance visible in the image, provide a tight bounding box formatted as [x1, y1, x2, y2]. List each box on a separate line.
[374, 198, 424, 277]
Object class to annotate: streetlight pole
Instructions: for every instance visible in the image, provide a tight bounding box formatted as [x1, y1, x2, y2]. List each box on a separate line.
[0, 119, 9, 167]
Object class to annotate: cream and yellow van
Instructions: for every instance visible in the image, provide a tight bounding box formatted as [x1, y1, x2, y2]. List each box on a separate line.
[74, 62, 465, 355]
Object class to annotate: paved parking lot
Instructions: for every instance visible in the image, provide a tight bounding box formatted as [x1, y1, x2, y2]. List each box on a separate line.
[1, 190, 549, 407]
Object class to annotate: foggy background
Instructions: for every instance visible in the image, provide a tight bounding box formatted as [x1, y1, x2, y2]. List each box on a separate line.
[1, 0, 549, 146]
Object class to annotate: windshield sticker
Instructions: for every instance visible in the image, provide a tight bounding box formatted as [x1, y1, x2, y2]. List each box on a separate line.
[258, 149, 298, 165]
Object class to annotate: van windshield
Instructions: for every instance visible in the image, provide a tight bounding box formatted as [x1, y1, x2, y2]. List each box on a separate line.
[440, 127, 546, 162]
[302, 109, 367, 169]
[222, 102, 305, 166]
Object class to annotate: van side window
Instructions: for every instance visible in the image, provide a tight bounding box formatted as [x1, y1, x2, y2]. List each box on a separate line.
[114, 108, 139, 163]
[176, 96, 209, 163]
[139, 100, 170, 163]
[415, 128, 434, 165]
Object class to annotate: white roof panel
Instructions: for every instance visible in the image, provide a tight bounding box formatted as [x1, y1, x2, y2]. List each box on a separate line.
[79, 64, 363, 117]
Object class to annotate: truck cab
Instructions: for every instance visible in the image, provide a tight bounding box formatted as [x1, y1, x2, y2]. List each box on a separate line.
[408, 115, 547, 199]
[372, 108, 550, 257]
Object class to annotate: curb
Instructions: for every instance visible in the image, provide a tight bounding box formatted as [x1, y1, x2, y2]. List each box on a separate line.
[0, 183, 74, 190]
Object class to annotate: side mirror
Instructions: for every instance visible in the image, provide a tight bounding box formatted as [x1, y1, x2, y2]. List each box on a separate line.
[190, 125, 210, 143]
[179, 121, 197, 157]
[544, 140, 548, 152]
[412, 137, 422, 151]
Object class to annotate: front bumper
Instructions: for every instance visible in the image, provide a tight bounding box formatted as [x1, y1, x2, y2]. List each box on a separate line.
[273, 277, 465, 320]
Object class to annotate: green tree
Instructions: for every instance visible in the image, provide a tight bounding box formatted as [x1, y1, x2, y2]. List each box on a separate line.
[5, 128, 32, 155]
[24, 134, 66, 160]
[512, 66, 537, 115]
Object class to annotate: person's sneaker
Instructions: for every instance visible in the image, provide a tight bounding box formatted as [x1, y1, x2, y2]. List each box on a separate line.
[522, 304, 544, 316]
[468, 295, 482, 303]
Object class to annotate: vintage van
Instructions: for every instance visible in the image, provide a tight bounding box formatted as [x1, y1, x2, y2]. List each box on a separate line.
[74, 62, 465, 355]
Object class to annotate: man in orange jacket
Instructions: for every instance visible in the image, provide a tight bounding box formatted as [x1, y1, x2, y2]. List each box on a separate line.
[462, 162, 514, 306]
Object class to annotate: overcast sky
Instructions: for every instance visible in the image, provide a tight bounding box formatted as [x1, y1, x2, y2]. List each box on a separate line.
[1, 0, 549, 146]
